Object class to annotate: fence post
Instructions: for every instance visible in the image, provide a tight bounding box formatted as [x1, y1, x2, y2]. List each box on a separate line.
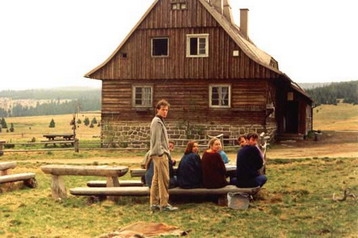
[74, 139, 79, 153]
[0, 140, 5, 156]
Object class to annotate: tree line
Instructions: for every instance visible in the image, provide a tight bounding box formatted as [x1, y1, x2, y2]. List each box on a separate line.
[304, 80, 358, 106]
[0, 88, 101, 117]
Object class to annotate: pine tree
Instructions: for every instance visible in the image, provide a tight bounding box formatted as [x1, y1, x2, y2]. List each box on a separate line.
[49, 119, 55, 128]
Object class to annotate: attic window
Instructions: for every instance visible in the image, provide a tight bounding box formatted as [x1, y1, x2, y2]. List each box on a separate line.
[151, 38, 169, 57]
[209, 84, 231, 108]
[186, 34, 209, 57]
[171, 0, 187, 10]
[171, 3, 187, 10]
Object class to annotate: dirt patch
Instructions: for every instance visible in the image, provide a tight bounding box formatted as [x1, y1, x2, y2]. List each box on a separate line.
[267, 131, 358, 159]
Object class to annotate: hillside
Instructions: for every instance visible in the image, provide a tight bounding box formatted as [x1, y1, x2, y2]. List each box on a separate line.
[0, 88, 101, 117]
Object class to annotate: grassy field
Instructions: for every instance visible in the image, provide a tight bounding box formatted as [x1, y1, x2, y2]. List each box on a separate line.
[1, 112, 101, 143]
[313, 103, 358, 131]
[0, 104, 357, 237]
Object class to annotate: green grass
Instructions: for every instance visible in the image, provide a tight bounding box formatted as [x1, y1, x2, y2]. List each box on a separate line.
[0, 156, 357, 237]
[1, 103, 358, 237]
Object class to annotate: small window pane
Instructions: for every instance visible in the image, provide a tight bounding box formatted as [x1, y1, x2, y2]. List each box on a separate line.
[190, 38, 198, 55]
[198, 38, 206, 55]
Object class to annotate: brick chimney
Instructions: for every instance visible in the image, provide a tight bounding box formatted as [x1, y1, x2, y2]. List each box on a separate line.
[240, 8, 249, 39]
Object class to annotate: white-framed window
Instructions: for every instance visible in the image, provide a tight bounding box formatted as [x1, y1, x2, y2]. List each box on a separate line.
[132, 85, 153, 107]
[151, 38, 169, 57]
[209, 84, 231, 108]
[186, 34, 209, 57]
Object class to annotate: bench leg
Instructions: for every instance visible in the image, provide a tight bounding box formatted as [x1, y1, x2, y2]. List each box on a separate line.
[1, 169, 10, 176]
[24, 177, 37, 188]
[218, 195, 228, 206]
[51, 175, 67, 200]
[106, 176, 120, 202]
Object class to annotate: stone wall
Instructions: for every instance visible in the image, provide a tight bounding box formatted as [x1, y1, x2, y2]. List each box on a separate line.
[101, 120, 276, 149]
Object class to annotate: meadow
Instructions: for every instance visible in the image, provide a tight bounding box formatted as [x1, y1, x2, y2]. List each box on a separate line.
[0, 104, 357, 237]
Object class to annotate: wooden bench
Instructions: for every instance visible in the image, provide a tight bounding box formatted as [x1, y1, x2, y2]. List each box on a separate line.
[40, 140, 76, 147]
[87, 180, 143, 187]
[0, 161, 17, 175]
[0, 173, 37, 188]
[70, 185, 260, 204]
[0, 161, 37, 188]
[41, 164, 128, 200]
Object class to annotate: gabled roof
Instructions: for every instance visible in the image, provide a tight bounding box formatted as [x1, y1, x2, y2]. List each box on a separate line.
[83, 0, 311, 102]
[85, 0, 280, 78]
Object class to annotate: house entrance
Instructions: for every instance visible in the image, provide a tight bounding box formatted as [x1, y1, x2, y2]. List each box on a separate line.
[285, 101, 299, 133]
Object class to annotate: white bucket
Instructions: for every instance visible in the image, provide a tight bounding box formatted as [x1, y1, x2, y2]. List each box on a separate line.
[227, 192, 250, 210]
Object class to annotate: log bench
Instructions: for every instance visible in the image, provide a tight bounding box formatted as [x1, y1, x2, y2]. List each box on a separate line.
[0, 161, 17, 175]
[40, 140, 76, 147]
[0, 161, 37, 188]
[70, 185, 260, 204]
[0, 173, 37, 188]
[87, 180, 143, 187]
[41, 164, 128, 200]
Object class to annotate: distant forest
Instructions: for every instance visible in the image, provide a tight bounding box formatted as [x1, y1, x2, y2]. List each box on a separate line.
[304, 80, 358, 105]
[0, 88, 101, 117]
[0, 81, 356, 117]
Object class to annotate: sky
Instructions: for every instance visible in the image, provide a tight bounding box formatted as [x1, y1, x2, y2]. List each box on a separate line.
[0, 0, 357, 90]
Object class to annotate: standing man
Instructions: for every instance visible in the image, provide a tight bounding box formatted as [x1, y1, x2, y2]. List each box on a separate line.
[149, 99, 178, 212]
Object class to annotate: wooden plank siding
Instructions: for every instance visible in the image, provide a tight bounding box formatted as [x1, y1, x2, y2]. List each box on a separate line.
[101, 78, 271, 125]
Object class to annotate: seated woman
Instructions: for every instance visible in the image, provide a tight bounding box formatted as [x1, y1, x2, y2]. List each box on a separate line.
[177, 141, 202, 189]
[201, 137, 228, 188]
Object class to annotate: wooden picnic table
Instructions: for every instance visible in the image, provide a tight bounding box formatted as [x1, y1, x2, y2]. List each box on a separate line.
[42, 134, 77, 149]
[43, 133, 74, 141]
[41, 164, 128, 200]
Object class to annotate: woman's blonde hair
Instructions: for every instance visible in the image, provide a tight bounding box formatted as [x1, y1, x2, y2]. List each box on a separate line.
[208, 137, 220, 148]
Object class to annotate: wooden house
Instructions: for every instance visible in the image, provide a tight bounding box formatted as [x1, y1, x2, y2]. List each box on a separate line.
[85, 0, 313, 148]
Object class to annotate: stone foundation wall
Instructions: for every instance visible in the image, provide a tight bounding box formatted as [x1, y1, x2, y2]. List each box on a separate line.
[101, 121, 276, 149]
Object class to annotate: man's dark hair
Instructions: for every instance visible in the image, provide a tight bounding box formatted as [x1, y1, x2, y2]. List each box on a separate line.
[156, 99, 170, 109]
[246, 132, 259, 140]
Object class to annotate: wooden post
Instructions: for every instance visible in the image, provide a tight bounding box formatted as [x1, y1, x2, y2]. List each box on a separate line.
[74, 139, 79, 153]
[0, 140, 6, 156]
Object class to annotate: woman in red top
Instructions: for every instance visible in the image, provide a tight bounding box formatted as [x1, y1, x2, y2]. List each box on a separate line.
[201, 137, 228, 188]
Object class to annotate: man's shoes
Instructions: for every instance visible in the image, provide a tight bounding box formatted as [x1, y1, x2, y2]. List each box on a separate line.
[161, 204, 179, 212]
[150, 205, 160, 212]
